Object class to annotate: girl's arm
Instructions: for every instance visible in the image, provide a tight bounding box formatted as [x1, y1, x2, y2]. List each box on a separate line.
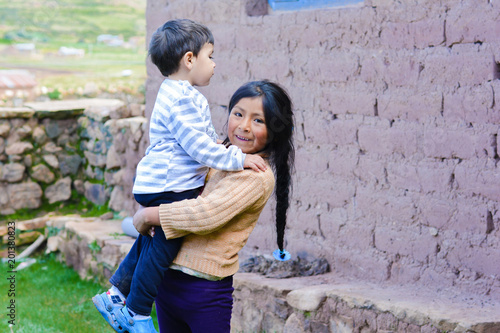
[160, 170, 268, 238]
[133, 170, 272, 238]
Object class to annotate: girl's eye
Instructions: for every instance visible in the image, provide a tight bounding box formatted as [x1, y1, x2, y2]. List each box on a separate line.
[232, 112, 242, 117]
[254, 118, 265, 124]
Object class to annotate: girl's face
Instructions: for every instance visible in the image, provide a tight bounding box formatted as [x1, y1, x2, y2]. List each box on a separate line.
[228, 97, 268, 154]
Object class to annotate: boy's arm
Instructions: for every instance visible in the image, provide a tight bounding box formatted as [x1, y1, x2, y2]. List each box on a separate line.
[164, 97, 245, 171]
[165, 98, 266, 171]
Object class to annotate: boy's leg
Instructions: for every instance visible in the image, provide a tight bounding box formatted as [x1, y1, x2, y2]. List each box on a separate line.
[125, 188, 200, 316]
[92, 235, 150, 332]
[108, 234, 147, 296]
[125, 226, 182, 316]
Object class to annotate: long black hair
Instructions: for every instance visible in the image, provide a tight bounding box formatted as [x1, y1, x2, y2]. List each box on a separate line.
[225, 80, 295, 256]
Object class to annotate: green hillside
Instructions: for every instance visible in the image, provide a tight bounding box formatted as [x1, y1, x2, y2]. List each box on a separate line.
[0, 0, 147, 99]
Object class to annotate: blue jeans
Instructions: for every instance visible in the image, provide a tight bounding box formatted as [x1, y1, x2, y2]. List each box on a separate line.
[109, 188, 200, 316]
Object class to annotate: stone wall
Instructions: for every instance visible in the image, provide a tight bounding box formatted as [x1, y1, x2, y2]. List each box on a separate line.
[145, 0, 500, 297]
[0, 99, 145, 217]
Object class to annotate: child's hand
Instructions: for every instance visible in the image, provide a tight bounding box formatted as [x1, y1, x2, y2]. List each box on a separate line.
[244, 154, 267, 172]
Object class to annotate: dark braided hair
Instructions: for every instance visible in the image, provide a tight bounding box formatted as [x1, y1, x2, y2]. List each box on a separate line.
[225, 81, 295, 257]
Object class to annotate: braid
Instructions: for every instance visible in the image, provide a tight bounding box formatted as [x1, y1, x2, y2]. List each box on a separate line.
[271, 128, 294, 254]
[226, 80, 295, 258]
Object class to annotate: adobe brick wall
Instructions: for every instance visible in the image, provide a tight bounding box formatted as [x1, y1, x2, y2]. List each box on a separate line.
[145, 0, 500, 296]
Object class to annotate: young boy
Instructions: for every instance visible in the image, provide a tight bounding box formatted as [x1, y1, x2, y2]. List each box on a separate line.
[92, 19, 265, 333]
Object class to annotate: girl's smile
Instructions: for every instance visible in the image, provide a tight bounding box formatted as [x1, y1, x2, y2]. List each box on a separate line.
[228, 97, 268, 154]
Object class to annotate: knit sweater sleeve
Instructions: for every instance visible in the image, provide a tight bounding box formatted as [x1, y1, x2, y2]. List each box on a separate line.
[159, 170, 268, 239]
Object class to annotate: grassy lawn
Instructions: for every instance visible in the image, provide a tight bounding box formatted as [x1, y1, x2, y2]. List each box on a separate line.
[0, 0, 147, 100]
[0, 254, 158, 332]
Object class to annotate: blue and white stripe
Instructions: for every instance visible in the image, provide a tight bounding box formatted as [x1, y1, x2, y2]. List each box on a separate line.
[133, 79, 245, 194]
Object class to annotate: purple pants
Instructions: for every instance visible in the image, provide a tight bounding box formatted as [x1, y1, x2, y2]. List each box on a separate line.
[155, 268, 234, 333]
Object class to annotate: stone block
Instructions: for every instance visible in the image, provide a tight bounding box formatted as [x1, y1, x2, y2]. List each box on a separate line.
[84, 181, 109, 206]
[284, 313, 306, 333]
[445, 2, 500, 45]
[0, 163, 25, 182]
[58, 154, 83, 175]
[31, 164, 55, 183]
[7, 182, 42, 210]
[286, 285, 329, 311]
[43, 154, 59, 168]
[5, 142, 33, 155]
[443, 83, 495, 124]
[422, 126, 477, 159]
[45, 177, 72, 204]
[84, 151, 106, 167]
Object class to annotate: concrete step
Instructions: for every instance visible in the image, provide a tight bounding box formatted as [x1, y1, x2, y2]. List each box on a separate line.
[52, 216, 500, 333]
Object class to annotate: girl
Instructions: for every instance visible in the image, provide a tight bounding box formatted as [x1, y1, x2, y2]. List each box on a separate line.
[131, 80, 295, 333]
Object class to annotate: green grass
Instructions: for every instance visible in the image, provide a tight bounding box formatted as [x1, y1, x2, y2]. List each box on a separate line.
[0, 254, 158, 332]
[0, 0, 147, 99]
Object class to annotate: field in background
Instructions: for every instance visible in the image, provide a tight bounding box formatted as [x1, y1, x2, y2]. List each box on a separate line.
[0, 0, 147, 101]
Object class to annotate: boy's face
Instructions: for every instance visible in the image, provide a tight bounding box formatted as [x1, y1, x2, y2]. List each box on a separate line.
[189, 43, 215, 86]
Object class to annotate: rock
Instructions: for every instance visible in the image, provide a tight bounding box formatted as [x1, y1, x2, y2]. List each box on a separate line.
[8, 182, 42, 210]
[45, 177, 72, 204]
[58, 154, 83, 175]
[239, 255, 330, 278]
[84, 181, 109, 205]
[23, 154, 32, 167]
[109, 186, 128, 213]
[32, 126, 48, 145]
[46, 235, 63, 253]
[42, 142, 62, 154]
[73, 179, 85, 194]
[129, 103, 145, 117]
[0, 107, 35, 119]
[45, 121, 61, 138]
[84, 99, 126, 121]
[330, 314, 354, 333]
[43, 154, 59, 168]
[0, 163, 25, 182]
[14, 125, 32, 139]
[286, 286, 329, 311]
[106, 145, 123, 169]
[31, 164, 55, 183]
[284, 313, 306, 333]
[25, 100, 89, 119]
[84, 151, 106, 167]
[5, 142, 33, 155]
[0, 122, 10, 137]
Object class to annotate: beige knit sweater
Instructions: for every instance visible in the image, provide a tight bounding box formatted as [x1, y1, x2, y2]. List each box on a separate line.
[159, 163, 275, 278]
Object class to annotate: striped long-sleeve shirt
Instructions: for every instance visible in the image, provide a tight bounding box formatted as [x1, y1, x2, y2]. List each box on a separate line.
[133, 79, 246, 194]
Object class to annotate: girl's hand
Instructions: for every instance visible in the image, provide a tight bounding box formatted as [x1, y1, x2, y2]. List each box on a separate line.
[243, 154, 267, 172]
[133, 205, 160, 236]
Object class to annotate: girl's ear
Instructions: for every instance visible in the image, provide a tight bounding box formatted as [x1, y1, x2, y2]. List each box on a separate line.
[181, 51, 195, 70]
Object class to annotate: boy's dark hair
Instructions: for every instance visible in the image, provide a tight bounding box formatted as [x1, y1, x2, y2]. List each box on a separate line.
[225, 81, 295, 257]
[149, 19, 214, 76]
